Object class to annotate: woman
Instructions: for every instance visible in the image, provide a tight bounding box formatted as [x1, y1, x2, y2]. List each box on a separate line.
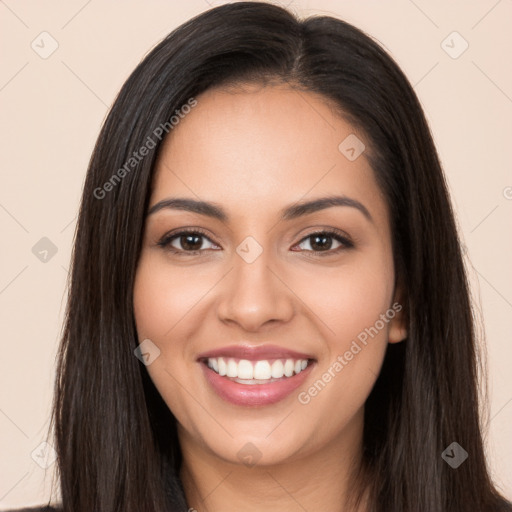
[9, 2, 511, 511]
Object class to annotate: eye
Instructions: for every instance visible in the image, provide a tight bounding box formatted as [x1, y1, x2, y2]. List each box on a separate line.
[157, 228, 220, 255]
[292, 230, 354, 256]
[157, 228, 354, 257]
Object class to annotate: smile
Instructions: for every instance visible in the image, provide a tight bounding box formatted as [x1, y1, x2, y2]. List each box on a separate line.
[197, 344, 316, 406]
[205, 357, 310, 383]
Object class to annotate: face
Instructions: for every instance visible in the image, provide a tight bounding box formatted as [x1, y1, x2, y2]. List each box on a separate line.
[133, 83, 407, 468]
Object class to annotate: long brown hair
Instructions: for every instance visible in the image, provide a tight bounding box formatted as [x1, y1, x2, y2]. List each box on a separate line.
[47, 2, 512, 511]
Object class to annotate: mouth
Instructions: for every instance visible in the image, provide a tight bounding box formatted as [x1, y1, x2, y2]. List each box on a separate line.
[202, 356, 313, 383]
[197, 346, 316, 406]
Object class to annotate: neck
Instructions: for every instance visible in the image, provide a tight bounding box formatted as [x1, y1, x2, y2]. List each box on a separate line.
[178, 408, 369, 512]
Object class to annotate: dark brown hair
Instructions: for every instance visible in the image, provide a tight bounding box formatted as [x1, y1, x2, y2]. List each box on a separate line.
[44, 2, 512, 511]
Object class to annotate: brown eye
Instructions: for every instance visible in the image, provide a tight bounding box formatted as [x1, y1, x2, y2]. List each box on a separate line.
[176, 233, 204, 251]
[157, 229, 220, 254]
[293, 230, 354, 256]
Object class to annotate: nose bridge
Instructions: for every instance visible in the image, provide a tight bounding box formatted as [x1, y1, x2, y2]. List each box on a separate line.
[216, 234, 294, 330]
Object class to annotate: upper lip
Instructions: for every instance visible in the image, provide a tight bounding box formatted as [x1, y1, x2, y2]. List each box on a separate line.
[197, 344, 315, 361]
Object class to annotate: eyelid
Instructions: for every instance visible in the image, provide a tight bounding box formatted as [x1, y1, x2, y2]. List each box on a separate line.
[156, 226, 355, 255]
[295, 227, 353, 246]
[156, 227, 216, 249]
[292, 229, 354, 257]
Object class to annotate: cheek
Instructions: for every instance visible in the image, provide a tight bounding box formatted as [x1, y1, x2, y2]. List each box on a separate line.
[293, 250, 393, 416]
[133, 254, 212, 342]
[132, 255, 204, 428]
[132, 256, 198, 395]
[293, 250, 394, 348]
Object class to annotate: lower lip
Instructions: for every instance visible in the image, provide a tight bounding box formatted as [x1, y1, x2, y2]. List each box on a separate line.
[200, 362, 315, 406]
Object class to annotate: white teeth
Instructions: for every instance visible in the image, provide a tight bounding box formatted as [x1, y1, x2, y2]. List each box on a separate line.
[218, 357, 227, 376]
[206, 356, 310, 380]
[271, 360, 284, 378]
[237, 359, 254, 379]
[226, 359, 238, 377]
[283, 359, 294, 377]
[253, 360, 271, 380]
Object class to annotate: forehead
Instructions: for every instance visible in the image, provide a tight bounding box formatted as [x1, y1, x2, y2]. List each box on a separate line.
[151, 84, 387, 224]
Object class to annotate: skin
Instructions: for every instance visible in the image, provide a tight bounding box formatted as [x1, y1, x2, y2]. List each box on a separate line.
[133, 82, 407, 512]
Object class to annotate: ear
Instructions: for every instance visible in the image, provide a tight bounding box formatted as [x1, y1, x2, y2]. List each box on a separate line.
[388, 285, 408, 344]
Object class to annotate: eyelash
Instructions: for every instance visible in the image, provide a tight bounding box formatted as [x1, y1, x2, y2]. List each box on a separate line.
[156, 227, 354, 257]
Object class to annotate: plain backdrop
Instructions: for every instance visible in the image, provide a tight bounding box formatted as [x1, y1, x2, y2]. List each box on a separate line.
[0, 0, 511, 508]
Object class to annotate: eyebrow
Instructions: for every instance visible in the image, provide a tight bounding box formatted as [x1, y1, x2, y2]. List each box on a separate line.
[147, 195, 373, 223]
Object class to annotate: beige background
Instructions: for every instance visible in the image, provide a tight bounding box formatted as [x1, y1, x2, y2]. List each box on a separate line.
[1, 0, 511, 508]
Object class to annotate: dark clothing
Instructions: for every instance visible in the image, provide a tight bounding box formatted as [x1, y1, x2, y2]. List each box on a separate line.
[3, 507, 61, 512]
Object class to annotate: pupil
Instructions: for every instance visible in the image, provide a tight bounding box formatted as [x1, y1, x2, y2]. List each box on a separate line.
[311, 234, 332, 251]
[182, 234, 202, 250]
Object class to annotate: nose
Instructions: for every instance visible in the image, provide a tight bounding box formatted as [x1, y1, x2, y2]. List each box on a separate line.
[216, 244, 295, 332]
